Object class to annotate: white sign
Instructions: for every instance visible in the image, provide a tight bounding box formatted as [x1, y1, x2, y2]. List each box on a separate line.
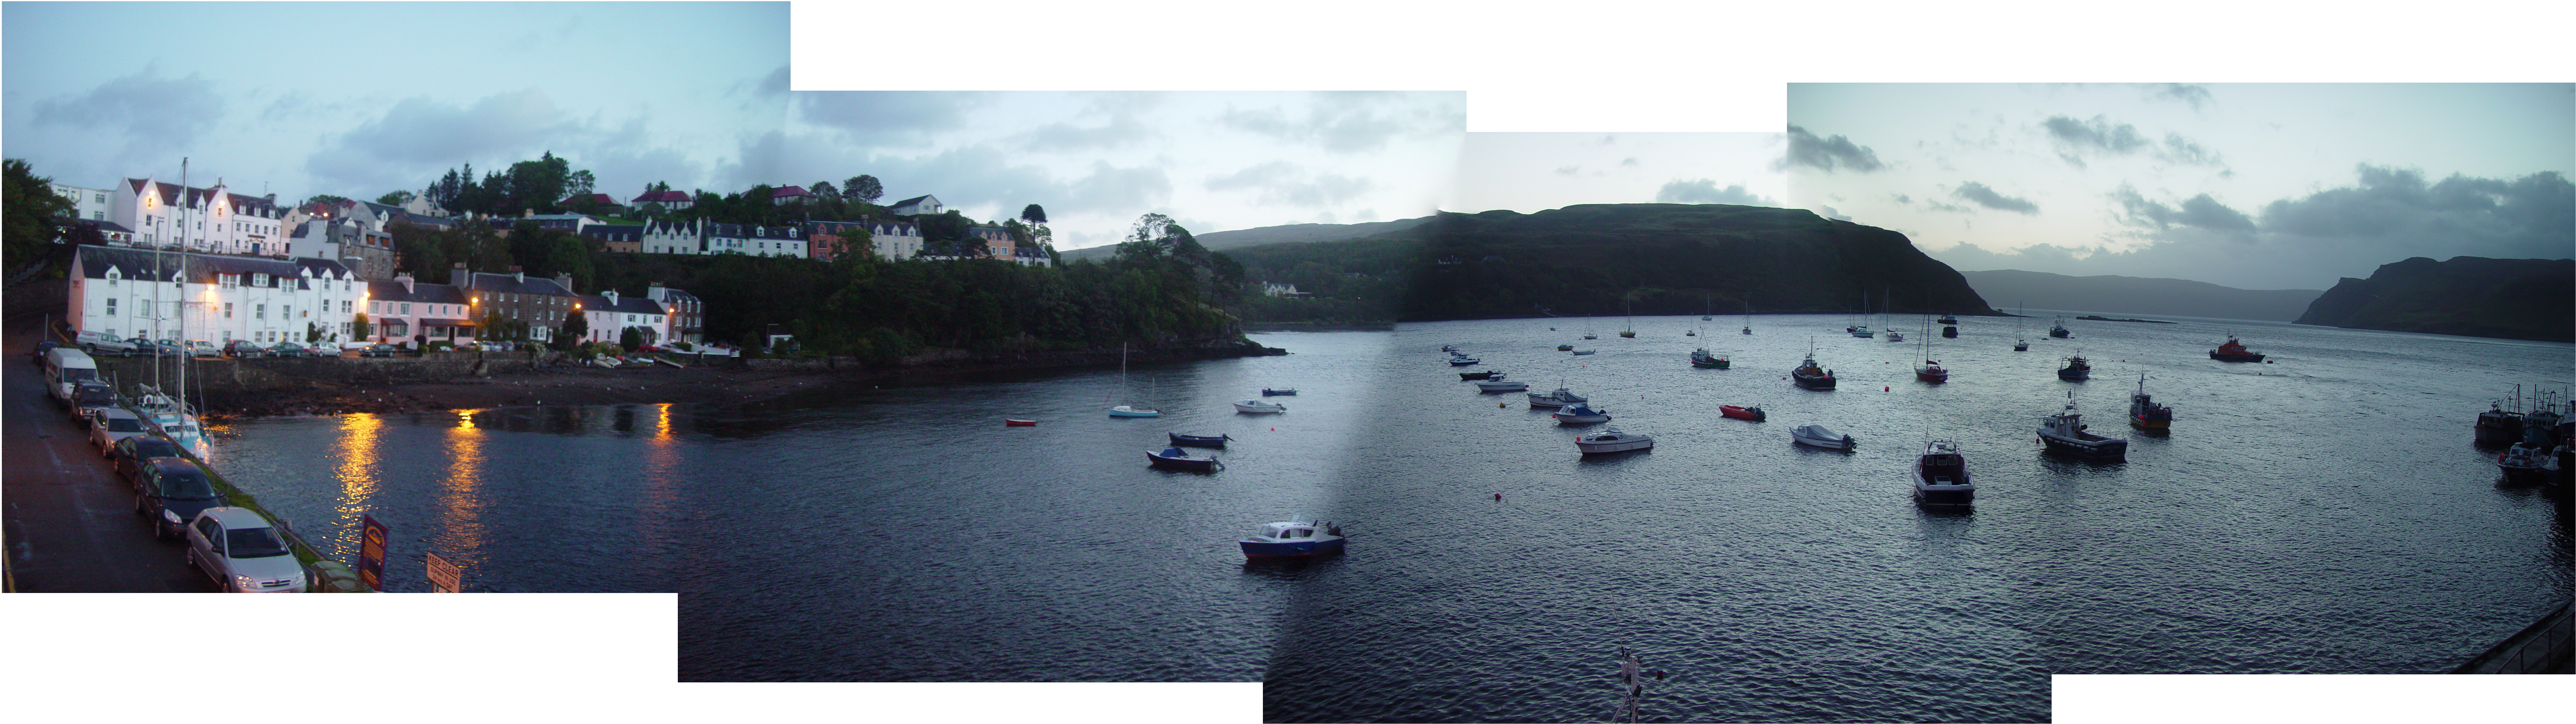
[425, 552, 462, 594]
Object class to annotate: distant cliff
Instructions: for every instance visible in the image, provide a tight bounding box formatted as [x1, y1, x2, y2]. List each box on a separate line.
[2294, 256, 2574, 342]
[1058, 215, 1434, 262]
[1958, 269, 2322, 321]
[1398, 204, 1998, 321]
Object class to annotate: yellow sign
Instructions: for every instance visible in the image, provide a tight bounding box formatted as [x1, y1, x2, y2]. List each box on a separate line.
[425, 551, 462, 594]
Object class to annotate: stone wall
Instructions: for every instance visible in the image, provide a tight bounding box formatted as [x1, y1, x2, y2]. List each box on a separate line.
[92, 351, 556, 396]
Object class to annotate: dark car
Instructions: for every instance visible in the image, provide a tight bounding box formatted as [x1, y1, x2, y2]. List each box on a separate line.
[70, 381, 118, 423]
[223, 340, 267, 358]
[32, 339, 57, 365]
[129, 338, 183, 356]
[112, 436, 186, 480]
[133, 459, 223, 540]
[270, 341, 311, 357]
[362, 343, 398, 358]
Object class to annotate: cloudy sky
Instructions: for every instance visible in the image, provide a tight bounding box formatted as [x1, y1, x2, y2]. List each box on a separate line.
[1451, 133, 1782, 215]
[1785, 84, 2574, 290]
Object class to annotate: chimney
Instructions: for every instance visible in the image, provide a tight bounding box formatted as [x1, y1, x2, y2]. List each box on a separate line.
[647, 281, 665, 301]
[395, 272, 415, 295]
[510, 265, 524, 284]
[603, 289, 619, 307]
[522, 208, 534, 218]
[555, 272, 574, 293]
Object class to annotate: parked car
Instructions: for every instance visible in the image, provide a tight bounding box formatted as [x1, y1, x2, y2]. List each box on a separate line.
[362, 343, 398, 358]
[32, 338, 58, 365]
[133, 458, 223, 540]
[270, 341, 310, 357]
[129, 338, 184, 356]
[222, 340, 267, 358]
[309, 341, 344, 356]
[112, 435, 186, 480]
[75, 329, 137, 356]
[88, 408, 151, 455]
[70, 381, 119, 423]
[182, 340, 220, 358]
[182, 507, 307, 593]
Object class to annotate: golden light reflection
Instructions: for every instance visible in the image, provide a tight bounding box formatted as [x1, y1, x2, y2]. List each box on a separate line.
[640, 403, 681, 548]
[329, 413, 385, 561]
[437, 407, 490, 557]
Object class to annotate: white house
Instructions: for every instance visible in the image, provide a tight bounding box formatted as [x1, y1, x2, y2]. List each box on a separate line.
[631, 189, 693, 211]
[285, 217, 397, 280]
[886, 194, 943, 216]
[68, 246, 361, 346]
[109, 178, 288, 256]
[645, 284, 702, 344]
[578, 290, 669, 346]
[704, 223, 806, 258]
[50, 182, 114, 224]
[640, 219, 703, 255]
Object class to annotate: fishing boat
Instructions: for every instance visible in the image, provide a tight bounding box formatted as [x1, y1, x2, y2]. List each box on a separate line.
[1619, 300, 1638, 338]
[2496, 443, 2550, 483]
[1937, 313, 1958, 325]
[1552, 403, 1612, 425]
[1574, 427, 1654, 454]
[1719, 404, 1765, 421]
[1146, 446, 1222, 471]
[2208, 336, 2265, 362]
[1458, 370, 1500, 380]
[1475, 377, 1529, 392]
[1557, 343, 1575, 351]
[1449, 356, 1481, 366]
[1234, 399, 1288, 413]
[1238, 517, 1344, 558]
[1004, 418, 1038, 426]
[1915, 317, 1947, 383]
[1791, 340, 1835, 389]
[1913, 439, 1975, 505]
[2475, 400, 2526, 445]
[2049, 317, 2071, 338]
[1690, 347, 1724, 368]
[2129, 373, 2173, 429]
[1168, 432, 1230, 447]
[1109, 343, 1160, 417]
[2037, 392, 2128, 459]
[1261, 387, 1298, 396]
[1440, 344, 1459, 352]
[2057, 354, 2091, 381]
[1790, 424, 1855, 450]
[1528, 386, 1587, 408]
[1685, 330, 1695, 337]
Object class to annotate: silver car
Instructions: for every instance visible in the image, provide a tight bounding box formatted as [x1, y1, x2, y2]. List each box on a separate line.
[182, 507, 307, 593]
[88, 408, 151, 456]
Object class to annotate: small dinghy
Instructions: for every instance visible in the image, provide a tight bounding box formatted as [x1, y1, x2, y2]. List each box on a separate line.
[1004, 418, 1038, 426]
[1234, 399, 1288, 414]
[1449, 356, 1481, 366]
[2037, 392, 2127, 459]
[1528, 387, 1587, 408]
[1169, 432, 1231, 448]
[1108, 405, 1162, 418]
[1147, 446, 1222, 471]
[1719, 404, 1765, 421]
[1239, 518, 1344, 558]
[1914, 439, 1975, 505]
[1790, 424, 1855, 450]
[1458, 370, 1500, 380]
[1570, 349, 1596, 355]
[1261, 387, 1298, 396]
[1552, 403, 1612, 425]
[1475, 377, 1529, 392]
[1557, 343, 1574, 351]
[1574, 426, 1654, 454]
[1440, 344, 1459, 352]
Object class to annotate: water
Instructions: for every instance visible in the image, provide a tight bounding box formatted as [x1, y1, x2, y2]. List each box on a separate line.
[1261, 314, 2569, 722]
[201, 318, 2570, 714]
[207, 332, 1387, 681]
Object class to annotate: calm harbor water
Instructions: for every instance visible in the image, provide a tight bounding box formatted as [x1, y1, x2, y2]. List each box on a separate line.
[202, 316, 2569, 715]
[1262, 313, 2570, 722]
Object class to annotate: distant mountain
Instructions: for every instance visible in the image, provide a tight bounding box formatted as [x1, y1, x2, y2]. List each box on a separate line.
[1957, 270, 2323, 321]
[1058, 215, 1435, 262]
[1398, 204, 1998, 321]
[2295, 256, 2574, 342]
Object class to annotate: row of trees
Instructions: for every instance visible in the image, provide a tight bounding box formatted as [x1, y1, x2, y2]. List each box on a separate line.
[411, 152, 595, 217]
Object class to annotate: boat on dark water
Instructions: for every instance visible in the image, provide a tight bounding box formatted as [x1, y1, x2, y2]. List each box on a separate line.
[1528, 386, 1586, 408]
[2209, 337, 2265, 362]
[1552, 403, 1612, 425]
[1792, 340, 1835, 389]
[1690, 347, 1729, 369]
[1942, 326, 1958, 338]
[1448, 356, 1480, 366]
[1262, 387, 1298, 396]
[2058, 354, 2091, 381]
[1790, 423, 1855, 450]
[1574, 427, 1654, 454]
[2129, 373, 2173, 429]
[1169, 432, 1231, 448]
[1147, 446, 1223, 471]
[2037, 392, 2127, 459]
[1557, 343, 1575, 351]
[1004, 418, 1038, 426]
[1239, 518, 1344, 558]
[1913, 439, 1974, 505]
[1459, 370, 1500, 380]
[1719, 404, 1765, 421]
[1937, 313, 1958, 325]
[2495, 443, 2549, 483]
[2475, 401, 2525, 446]
[2049, 318, 2072, 338]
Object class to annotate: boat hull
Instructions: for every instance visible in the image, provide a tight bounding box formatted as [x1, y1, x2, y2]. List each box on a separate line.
[1459, 371, 1497, 380]
[1147, 450, 1220, 470]
[1793, 372, 1835, 389]
[1169, 433, 1228, 447]
[1108, 407, 1161, 418]
[1791, 434, 1853, 450]
[1448, 358, 1479, 366]
[1475, 381, 1528, 392]
[1004, 419, 1038, 426]
[1261, 388, 1297, 396]
[1554, 414, 1611, 425]
[1234, 403, 1287, 413]
[1240, 537, 1345, 558]
[2209, 352, 2265, 362]
[2130, 416, 2171, 429]
[2038, 432, 2127, 458]
[1575, 438, 1654, 454]
[2057, 369, 2090, 380]
[1719, 406, 1764, 421]
[1914, 484, 1975, 505]
[1916, 369, 1948, 383]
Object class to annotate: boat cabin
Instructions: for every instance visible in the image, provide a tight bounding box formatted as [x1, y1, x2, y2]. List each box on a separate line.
[1258, 522, 1324, 541]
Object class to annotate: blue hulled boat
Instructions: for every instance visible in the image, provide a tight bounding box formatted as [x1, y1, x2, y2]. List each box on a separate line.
[1169, 432, 1230, 448]
[1238, 518, 1345, 558]
[1147, 446, 1222, 471]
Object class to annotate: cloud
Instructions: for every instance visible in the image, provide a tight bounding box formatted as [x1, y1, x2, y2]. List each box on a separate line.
[1204, 162, 1374, 207]
[303, 89, 589, 192]
[1553, 166, 1580, 176]
[1953, 181, 2039, 215]
[2041, 115, 2149, 167]
[2110, 185, 2254, 233]
[1014, 113, 1156, 152]
[1893, 194, 1912, 204]
[2259, 165, 2572, 252]
[31, 68, 229, 162]
[2142, 83, 2213, 111]
[1655, 179, 1776, 206]
[2156, 133, 2225, 167]
[1620, 157, 1639, 167]
[1925, 200, 1975, 214]
[1778, 125, 1886, 172]
[795, 91, 991, 145]
[1215, 92, 1463, 153]
[1818, 204, 1852, 221]
[709, 133, 1172, 220]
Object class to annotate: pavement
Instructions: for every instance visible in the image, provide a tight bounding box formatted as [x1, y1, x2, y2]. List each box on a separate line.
[4, 315, 213, 592]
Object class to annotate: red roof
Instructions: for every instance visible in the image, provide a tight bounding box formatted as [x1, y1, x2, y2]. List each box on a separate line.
[630, 190, 692, 203]
[564, 193, 618, 205]
[772, 186, 809, 198]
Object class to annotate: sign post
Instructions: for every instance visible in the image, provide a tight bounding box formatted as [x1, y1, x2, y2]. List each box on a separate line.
[425, 551, 462, 594]
[358, 515, 389, 591]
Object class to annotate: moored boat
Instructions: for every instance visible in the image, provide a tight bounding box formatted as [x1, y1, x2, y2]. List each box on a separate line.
[2129, 373, 2173, 429]
[1915, 360, 1948, 383]
[1528, 387, 1586, 408]
[1262, 387, 1298, 396]
[1169, 432, 1230, 447]
[1552, 403, 1612, 425]
[1792, 341, 1835, 389]
[2208, 336, 2265, 362]
[1004, 418, 1038, 426]
[1571, 349, 1596, 355]
[1459, 370, 1500, 380]
[1690, 347, 1728, 368]
[1109, 405, 1162, 418]
[1719, 404, 1765, 421]
[1557, 343, 1575, 351]
[1238, 518, 1344, 558]
[1574, 426, 1654, 454]
[2474, 400, 2524, 446]
[1475, 377, 1529, 392]
[1147, 446, 1222, 471]
[2057, 355, 2091, 381]
[2497, 443, 2550, 482]
[1440, 344, 1459, 352]
[1913, 439, 1975, 505]
[1937, 313, 1958, 325]
[2049, 318, 2071, 338]
[1449, 356, 1480, 366]
[1790, 424, 1855, 450]
[1234, 399, 1288, 414]
[2037, 392, 2127, 458]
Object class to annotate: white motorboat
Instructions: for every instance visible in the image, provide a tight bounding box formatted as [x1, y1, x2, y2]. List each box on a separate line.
[1574, 427, 1654, 454]
[1913, 439, 1974, 505]
[1570, 349, 1596, 355]
[1552, 403, 1612, 425]
[1234, 399, 1288, 414]
[1526, 387, 1587, 408]
[1474, 377, 1528, 392]
[1790, 424, 1855, 450]
[1449, 356, 1481, 366]
[1109, 405, 1162, 418]
[2037, 392, 2127, 458]
[133, 391, 204, 449]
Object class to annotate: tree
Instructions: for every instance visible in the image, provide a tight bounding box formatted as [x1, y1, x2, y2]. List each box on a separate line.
[3, 158, 75, 271]
[376, 190, 413, 206]
[557, 309, 589, 351]
[352, 311, 372, 340]
[810, 180, 839, 199]
[302, 194, 354, 207]
[307, 322, 324, 343]
[845, 174, 883, 205]
[1020, 204, 1047, 224]
[618, 325, 643, 350]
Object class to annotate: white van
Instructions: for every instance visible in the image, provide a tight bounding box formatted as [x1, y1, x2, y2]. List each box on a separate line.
[44, 347, 100, 404]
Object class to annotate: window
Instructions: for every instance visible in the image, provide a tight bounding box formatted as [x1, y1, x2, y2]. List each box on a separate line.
[93, 193, 104, 203]
[224, 303, 233, 319]
[342, 300, 351, 313]
[401, 303, 410, 315]
[106, 299, 117, 315]
[253, 273, 267, 287]
[220, 274, 236, 288]
[255, 304, 265, 320]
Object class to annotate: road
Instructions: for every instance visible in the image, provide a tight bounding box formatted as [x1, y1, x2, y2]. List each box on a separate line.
[4, 316, 212, 592]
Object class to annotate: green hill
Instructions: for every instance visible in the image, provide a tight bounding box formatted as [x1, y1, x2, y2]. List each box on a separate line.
[1059, 215, 1434, 262]
[2295, 256, 2574, 342]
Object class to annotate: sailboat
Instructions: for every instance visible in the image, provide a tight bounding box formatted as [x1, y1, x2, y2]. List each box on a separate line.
[1108, 342, 1160, 417]
[1849, 292, 1873, 338]
[1582, 314, 1597, 340]
[2013, 303, 2029, 351]
[1701, 293, 1713, 321]
[1883, 289, 1903, 342]
[1914, 315, 1947, 383]
[1618, 299, 1637, 338]
[1741, 299, 1753, 335]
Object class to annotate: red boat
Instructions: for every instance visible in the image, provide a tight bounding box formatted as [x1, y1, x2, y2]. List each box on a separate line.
[1915, 360, 1949, 383]
[1004, 418, 1038, 426]
[2209, 337, 2265, 362]
[1719, 404, 1765, 421]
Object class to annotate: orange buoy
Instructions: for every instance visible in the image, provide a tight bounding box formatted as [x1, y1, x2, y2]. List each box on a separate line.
[1494, 493, 1502, 500]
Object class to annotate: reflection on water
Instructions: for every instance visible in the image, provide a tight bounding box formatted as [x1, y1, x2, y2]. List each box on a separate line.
[437, 409, 489, 564]
[327, 413, 385, 561]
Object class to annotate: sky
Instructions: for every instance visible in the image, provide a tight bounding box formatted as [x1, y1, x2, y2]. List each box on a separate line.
[1786, 83, 2575, 290]
[1450, 133, 1783, 215]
